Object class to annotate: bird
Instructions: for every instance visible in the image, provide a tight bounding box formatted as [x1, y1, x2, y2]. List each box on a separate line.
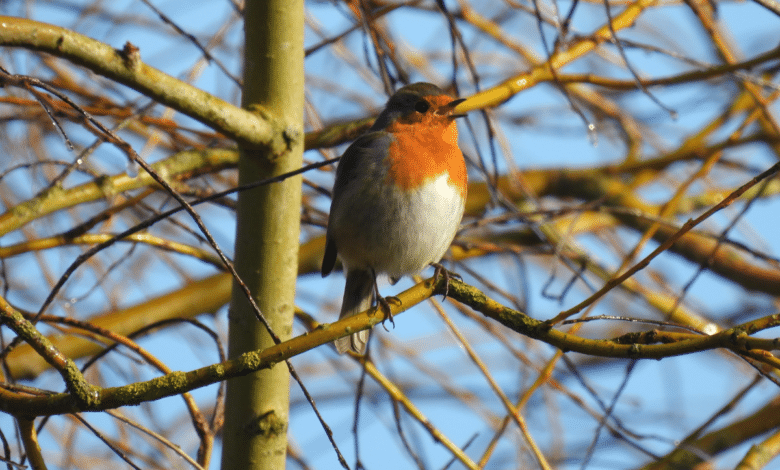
[321, 82, 468, 354]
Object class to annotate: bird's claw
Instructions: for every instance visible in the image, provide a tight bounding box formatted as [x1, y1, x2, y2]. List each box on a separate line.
[431, 262, 460, 300]
[378, 296, 400, 331]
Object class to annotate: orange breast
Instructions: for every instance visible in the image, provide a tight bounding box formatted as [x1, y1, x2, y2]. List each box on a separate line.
[384, 119, 467, 197]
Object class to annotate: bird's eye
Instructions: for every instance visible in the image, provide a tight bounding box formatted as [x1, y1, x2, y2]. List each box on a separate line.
[414, 100, 430, 113]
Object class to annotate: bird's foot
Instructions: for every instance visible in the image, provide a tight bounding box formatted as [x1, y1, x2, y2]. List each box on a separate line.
[431, 262, 461, 300]
[377, 295, 400, 332]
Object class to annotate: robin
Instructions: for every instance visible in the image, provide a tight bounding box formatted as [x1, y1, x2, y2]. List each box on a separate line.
[321, 82, 467, 354]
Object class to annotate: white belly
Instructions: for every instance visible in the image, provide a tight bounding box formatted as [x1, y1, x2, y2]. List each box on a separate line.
[330, 172, 464, 279]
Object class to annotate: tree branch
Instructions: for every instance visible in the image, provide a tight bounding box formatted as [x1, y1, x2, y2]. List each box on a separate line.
[0, 16, 288, 152]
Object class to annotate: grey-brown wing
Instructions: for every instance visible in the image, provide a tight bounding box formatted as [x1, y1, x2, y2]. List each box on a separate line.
[321, 131, 391, 277]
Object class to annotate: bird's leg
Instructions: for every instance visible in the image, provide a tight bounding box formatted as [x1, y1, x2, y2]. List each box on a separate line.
[371, 269, 399, 331]
[431, 262, 461, 300]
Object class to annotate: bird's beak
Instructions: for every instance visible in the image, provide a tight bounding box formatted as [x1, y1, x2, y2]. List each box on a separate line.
[438, 98, 467, 120]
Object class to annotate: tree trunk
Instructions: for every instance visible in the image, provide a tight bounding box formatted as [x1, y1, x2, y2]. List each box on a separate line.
[220, 1, 304, 469]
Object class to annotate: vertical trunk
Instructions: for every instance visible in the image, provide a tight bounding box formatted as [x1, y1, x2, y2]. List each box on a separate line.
[220, 1, 304, 469]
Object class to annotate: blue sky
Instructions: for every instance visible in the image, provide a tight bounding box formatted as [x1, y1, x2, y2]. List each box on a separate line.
[1, 0, 780, 469]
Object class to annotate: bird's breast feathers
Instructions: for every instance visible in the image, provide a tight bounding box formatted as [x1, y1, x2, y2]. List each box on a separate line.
[383, 123, 467, 198]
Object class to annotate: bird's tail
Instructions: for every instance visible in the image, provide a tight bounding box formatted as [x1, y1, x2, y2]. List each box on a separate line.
[334, 269, 374, 354]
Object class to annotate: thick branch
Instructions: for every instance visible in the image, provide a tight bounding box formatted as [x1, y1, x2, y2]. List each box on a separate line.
[3, 277, 777, 417]
[0, 16, 288, 152]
